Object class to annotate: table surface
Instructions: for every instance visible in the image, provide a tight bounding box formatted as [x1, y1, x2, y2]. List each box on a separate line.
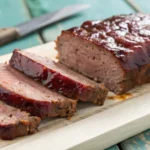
[0, 0, 150, 149]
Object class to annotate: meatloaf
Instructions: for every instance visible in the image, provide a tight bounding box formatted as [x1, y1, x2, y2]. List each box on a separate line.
[0, 64, 76, 118]
[56, 13, 150, 94]
[0, 101, 40, 140]
[10, 50, 108, 105]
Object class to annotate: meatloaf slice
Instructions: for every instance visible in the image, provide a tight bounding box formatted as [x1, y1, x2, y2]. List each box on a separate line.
[56, 13, 150, 94]
[0, 64, 76, 118]
[10, 50, 108, 105]
[0, 101, 40, 140]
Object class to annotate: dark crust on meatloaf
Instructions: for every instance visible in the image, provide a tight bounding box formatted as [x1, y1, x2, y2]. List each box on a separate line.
[9, 49, 108, 105]
[56, 13, 150, 94]
[0, 101, 40, 140]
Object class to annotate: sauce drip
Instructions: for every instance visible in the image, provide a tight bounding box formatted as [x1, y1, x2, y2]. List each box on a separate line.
[108, 93, 132, 100]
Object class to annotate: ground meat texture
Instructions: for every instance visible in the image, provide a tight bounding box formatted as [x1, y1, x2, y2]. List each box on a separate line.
[0, 64, 77, 118]
[56, 13, 150, 94]
[10, 50, 108, 105]
[0, 101, 40, 140]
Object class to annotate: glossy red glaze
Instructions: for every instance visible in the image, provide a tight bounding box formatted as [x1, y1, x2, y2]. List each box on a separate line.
[10, 51, 88, 100]
[65, 13, 150, 70]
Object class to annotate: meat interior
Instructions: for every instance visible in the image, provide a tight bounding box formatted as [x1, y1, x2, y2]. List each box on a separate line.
[0, 101, 40, 140]
[0, 64, 75, 104]
[17, 50, 101, 87]
[57, 33, 130, 94]
[0, 101, 32, 126]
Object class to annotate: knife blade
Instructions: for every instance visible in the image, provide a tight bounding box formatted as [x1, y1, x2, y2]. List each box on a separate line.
[0, 4, 90, 46]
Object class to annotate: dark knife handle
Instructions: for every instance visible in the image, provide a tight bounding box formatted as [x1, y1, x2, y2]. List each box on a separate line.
[0, 28, 18, 46]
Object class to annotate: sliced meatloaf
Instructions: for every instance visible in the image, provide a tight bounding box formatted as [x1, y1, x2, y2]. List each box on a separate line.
[0, 64, 76, 118]
[56, 13, 150, 94]
[0, 101, 40, 140]
[10, 50, 108, 105]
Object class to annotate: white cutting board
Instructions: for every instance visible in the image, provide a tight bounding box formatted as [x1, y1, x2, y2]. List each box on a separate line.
[0, 42, 150, 150]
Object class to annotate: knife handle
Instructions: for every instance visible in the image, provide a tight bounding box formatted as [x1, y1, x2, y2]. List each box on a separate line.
[0, 28, 18, 46]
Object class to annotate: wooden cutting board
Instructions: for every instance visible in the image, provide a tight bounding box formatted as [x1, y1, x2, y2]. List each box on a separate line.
[0, 42, 150, 150]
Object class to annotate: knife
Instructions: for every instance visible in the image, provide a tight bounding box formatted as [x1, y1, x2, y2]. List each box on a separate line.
[0, 4, 90, 46]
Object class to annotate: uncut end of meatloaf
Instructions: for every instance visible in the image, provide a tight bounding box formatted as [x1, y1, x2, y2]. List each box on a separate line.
[10, 50, 108, 105]
[0, 101, 40, 140]
[0, 64, 77, 118]
[56, 13, 150, 94]
[56, 31, 133, 95]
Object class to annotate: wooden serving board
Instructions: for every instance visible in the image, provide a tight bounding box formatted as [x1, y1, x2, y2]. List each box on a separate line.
[1, 42, 150, 150]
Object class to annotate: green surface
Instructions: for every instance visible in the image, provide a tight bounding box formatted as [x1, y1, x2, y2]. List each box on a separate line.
[26, 0, 135, 42]
[134, 0, 150, 13]
[0, 0, 42, 55]
[107, 145, 120, 150]
[120, 130, 150, 150]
